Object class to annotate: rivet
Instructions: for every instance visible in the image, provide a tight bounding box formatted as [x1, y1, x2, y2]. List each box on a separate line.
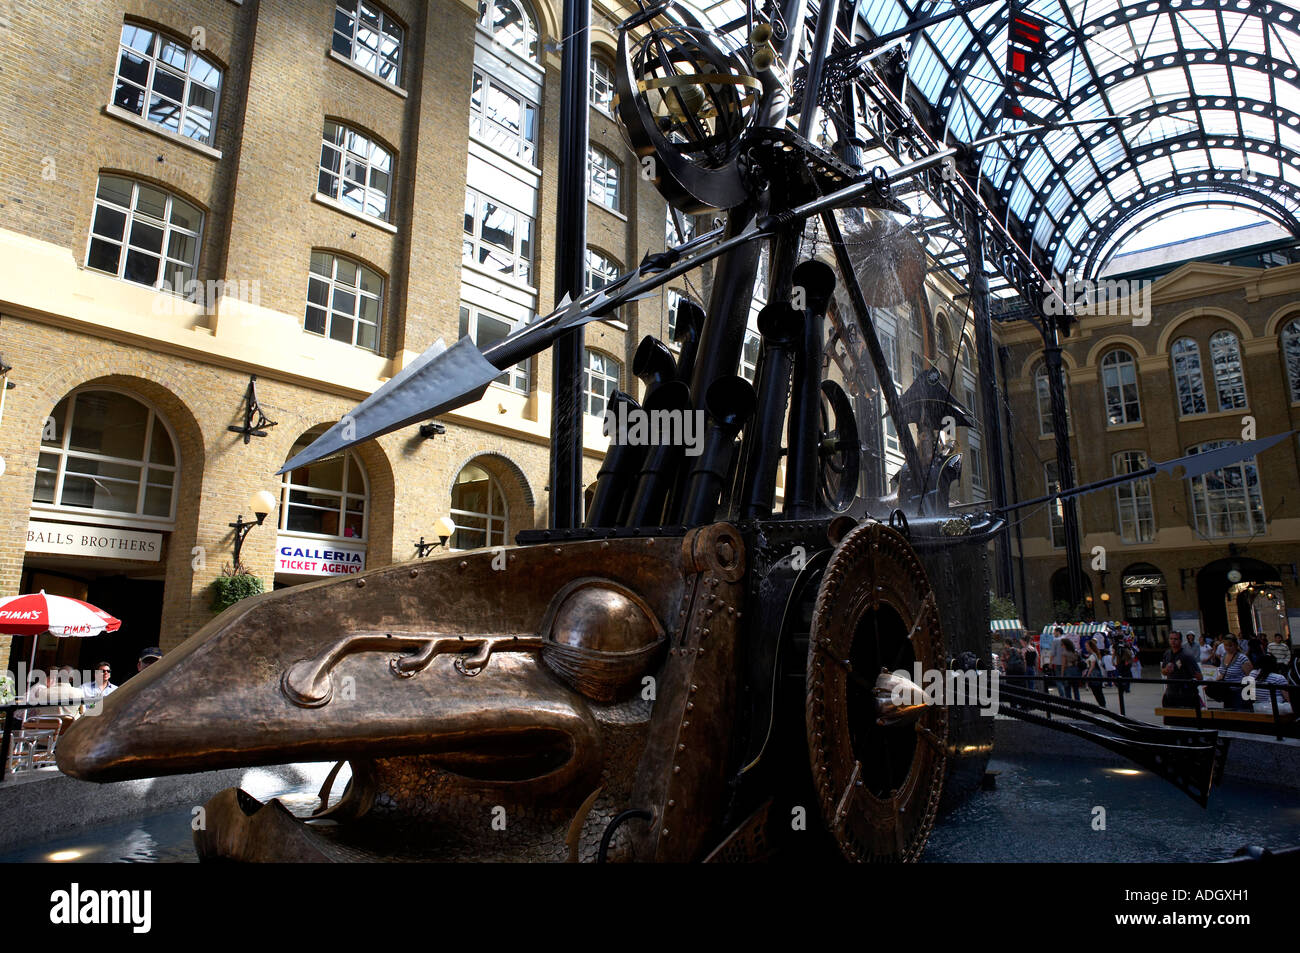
[682, 720, 690, 727]
[689, 684, 698, 693]
[554, 548, 563, 555]
[647, 538, 655, 546]
[705, 609, 713, 618]
[459, 561, 468, 569]
[601, 541, 610, 548]
[677, 743, 685, 751]
[673, 766, 681, 774]
[735, 612, 742, 619]
[662, 828, 670, 837]
[686, 702, 694, 711]
[702, 628, 710, 637]
[667, 799, 676, 807]
[409, 569, 419, 578]
[356, 578, 366, 588]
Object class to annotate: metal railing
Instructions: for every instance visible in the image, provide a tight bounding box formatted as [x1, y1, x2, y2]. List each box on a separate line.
[998, 672, 1295, 741]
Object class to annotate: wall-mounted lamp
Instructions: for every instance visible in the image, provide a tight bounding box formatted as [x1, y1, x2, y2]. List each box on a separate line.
[418, 421, 446, 439]
[415, 516, 456, 557]
[230, 489, 278, 569]
[228, 374, 278, 444]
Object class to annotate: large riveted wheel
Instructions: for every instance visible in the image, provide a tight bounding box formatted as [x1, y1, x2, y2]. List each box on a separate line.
[805, 521, 947, 862]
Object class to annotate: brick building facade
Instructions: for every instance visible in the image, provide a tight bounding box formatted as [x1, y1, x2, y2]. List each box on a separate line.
[1000, 257, 1300, 653]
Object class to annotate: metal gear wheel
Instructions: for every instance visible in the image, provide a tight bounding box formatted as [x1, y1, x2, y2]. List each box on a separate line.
[805, 520, 948, 862]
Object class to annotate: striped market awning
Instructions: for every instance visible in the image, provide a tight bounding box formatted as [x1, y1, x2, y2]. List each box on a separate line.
[1041, 622, 1107, 638]
[990, 619, 1024, 632]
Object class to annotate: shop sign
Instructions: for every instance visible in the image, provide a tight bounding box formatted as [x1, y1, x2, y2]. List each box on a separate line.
[26, 520, 161, 561]
[276, 537, 366, 576]
[1123, 575, 1164, 588]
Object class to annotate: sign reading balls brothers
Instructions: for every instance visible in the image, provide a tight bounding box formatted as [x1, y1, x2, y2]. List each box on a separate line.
[276, 536, 366, 576]
[27, 520, 161, 561]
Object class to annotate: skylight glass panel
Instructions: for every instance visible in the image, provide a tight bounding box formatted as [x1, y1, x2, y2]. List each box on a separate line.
[1185, 64, 1231, 95]
[1135, 14, 1179, 60]
[1239, 113, 1276, 140]
[1106, 168, 1139, 200]
[907, 41, 950, 100]
[1010, 180, 1035, 218]
[1233, 70, 1272, 101]
[1046, 180, 1075, 218]
[1208, 147, 1248, 170]
[859, 0, 909, 36]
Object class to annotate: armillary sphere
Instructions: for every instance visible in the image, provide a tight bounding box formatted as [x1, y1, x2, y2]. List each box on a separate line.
[806, 521, 947, 862]
[818, 379, 860, 513]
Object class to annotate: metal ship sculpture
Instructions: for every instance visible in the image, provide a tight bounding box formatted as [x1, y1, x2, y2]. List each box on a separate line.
[59, 0, 1236, 862]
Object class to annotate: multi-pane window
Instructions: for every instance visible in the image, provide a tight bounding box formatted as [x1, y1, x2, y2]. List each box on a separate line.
[1171, 337, 1207, 416]
[590, 58, 616, 113]
[332, 0, 403, 85]
[319, 121, 393, 221]
[584, 349, 620, 418]
[113, 23, 222, 145]
[280, 430, 368, 540]
[463, 189, 534, 284]
[460, 304, 529, 392]
[450, 463, 507, 550]
[470, 70, 538, 165]
[585, 248, 620, 294]
[1283, 319, 1300, 402]
[1100, 348, 1141, 425]
[477, 0, 539, 63]
[740, 331, 761, 383]
[1034, 364, 1071, 436]
[1209, 330, 1247, 410]
[1187, 440, 1265, 538]
[34, 390, 177, 522]
[588, 145, 621, 211]
[1113, 450, 1155, 543]
[305, 251, 383, 351]
[86, 175, 202, 293]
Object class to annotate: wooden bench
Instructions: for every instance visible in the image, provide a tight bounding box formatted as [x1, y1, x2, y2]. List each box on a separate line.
[1155, 706, 1296, 735]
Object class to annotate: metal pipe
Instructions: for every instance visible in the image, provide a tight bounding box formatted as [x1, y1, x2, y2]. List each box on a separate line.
[796, 0, 839, 139]
[680, 376, 756, 525]
[585, 390, 649, 528]
[632, 336, 678, 400]
[784, 259, 837, 518]
[548, 0, 591, 530]
[624, 381, 693, 527]
[671, 297, 706, 385]
[738, 302, 802, 518]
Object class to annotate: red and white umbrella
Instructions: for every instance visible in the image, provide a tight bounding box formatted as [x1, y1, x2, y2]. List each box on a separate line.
[0, 591, 121, 684]
[0, 591, 121, 637]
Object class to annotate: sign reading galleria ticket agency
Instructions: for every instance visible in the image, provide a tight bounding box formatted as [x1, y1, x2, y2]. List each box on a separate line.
[276, 535, 366, 576]
[27, 520, 161, 561]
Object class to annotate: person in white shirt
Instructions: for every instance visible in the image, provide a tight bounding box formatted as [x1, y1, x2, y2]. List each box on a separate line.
[82, 661, 117, 700]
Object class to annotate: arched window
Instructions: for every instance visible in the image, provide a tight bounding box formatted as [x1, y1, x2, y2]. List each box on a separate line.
[1283, 318, 1300, 402]
[584, 349, 620, 417]
[279, 429, 369, 540]
[958, 336, 974, 373]
[1187, 440, 1265, 538]
[1100, 349, 1141, 425]
[114, 22, 222, 144]
[584, 247, 619, 294]
[1209, 330, 1247, 410]
[87, 174, 202, 293]
[318, 121, 393, 221]
[1034, 363, 1071, 437]
[477, 0, 538, 62]
[1170, 337, 1206, 416]
[463, 188, 534, 284]
[590, 57, 615, 112]
[935, 315, 952, 361]
[34, 389, 178, 523]
[332, 0, 404, 85]
[450, 463, 507, 549]
[305, 251, 383, 351]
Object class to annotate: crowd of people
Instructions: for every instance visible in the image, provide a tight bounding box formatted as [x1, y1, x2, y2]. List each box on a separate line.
[998, 624, 1293, 717]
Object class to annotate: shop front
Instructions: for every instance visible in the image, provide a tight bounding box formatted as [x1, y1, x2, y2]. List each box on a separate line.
[272, 429, 369, 589]
[1120, 563, 1171, 653]
[12, 388, 177, 689]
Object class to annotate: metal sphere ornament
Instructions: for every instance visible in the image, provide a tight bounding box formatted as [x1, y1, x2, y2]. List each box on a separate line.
[615, 3, 763, 212]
